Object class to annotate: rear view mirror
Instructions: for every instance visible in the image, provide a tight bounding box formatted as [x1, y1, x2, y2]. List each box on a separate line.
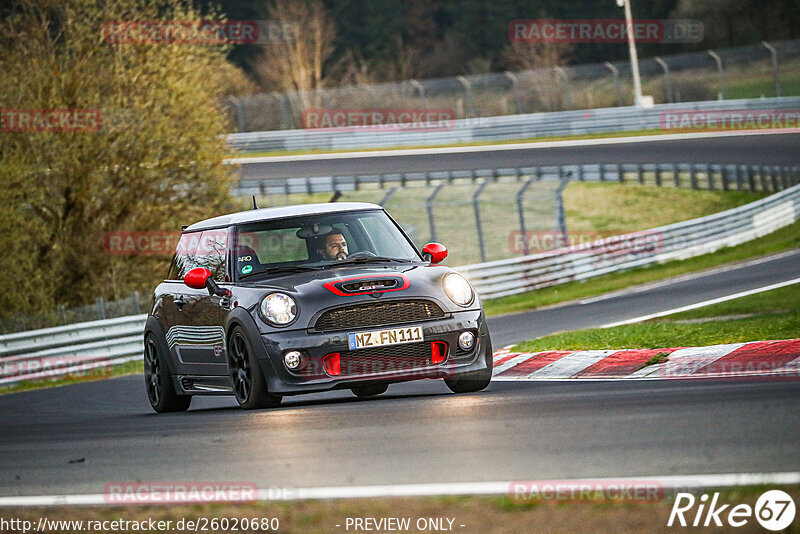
[183, 267, 231, 297]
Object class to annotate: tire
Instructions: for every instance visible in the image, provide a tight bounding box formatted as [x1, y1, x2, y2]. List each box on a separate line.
[227, 326, 282, 410]
[444, 339, 493, 394]
[351, 383, 389, 397]
[144, 333, 192, 413]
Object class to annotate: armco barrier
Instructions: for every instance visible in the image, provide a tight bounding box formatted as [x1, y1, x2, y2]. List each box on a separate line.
[225, 97, 800, 153]
[1, 185, 798, 385]
[459, 183, 800, 299]
[0, 315, 146, 385]
[232, 161, 800, 197]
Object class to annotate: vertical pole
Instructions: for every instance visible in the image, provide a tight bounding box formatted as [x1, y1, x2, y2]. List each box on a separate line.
[555, 67, 571, 109]
[762, 42, 782, 97]
[603, 62, 622, 106]
[504, 71, 523, 113]
[426, 184, 445, 242]
[380, 186, 398, 207]
[472, 181, 490, 262]
[621, 0, 643, 106]
[227, 96, 246, 132]
[708, 50, 726, 100]
[456, 76, 475, 118]
[555, 177, 571, 245]
[516, 179, 535, 256]
[654, 57, 673, 103]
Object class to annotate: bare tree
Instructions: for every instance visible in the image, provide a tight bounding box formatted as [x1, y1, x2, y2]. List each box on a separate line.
[252, 0, 337, 110]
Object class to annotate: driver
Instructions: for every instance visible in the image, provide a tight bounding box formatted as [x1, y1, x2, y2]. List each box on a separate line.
[317, 231, 349, 261]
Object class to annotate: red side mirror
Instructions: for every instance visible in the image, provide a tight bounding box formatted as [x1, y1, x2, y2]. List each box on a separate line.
[184, 267, 212, 290]
[423, 242, 448, 264]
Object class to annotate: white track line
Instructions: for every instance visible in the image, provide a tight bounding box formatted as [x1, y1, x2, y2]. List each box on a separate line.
[224, 129, 800, 164]
[527, 350, 616, 379]
[2, 472, 798, 506]
[602, 277, 800, 328]
[579, 250, 800, 305]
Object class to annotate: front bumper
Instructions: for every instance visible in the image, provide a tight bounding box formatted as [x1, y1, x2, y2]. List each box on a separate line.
[257, 309, 490, 395]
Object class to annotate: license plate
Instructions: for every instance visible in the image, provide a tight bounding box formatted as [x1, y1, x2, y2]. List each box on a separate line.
[348, 326, 424, 350]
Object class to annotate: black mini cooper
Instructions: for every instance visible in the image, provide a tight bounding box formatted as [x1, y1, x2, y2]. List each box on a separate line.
[144, 202, 493, 412]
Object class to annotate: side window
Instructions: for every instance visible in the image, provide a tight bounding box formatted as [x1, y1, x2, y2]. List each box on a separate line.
[195, 229, 229, 283]
[358, 215, 407, 257]
[168, 232, 201, 280]
[256, 227, 308, 264]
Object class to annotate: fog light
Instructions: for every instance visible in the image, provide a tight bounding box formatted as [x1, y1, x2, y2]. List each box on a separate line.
[284, 351, 303, 370]
[458, 331, 476, 351]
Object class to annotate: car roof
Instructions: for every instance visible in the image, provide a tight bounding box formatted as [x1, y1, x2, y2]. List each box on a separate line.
[183, 202, 384, 232]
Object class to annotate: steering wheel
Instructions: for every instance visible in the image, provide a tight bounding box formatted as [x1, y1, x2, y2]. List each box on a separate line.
[347, 250, 377, 259]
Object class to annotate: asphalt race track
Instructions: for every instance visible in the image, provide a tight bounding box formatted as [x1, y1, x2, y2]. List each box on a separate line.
[1, 251, 798, 498]
[236, 132, 800, 181]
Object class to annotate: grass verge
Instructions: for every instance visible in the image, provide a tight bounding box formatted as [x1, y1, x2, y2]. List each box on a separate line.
[0, 359, 143, 396]
[3, 486, 797, 534]
[515, 283, 800, 352]
[483, 219, 800, 317]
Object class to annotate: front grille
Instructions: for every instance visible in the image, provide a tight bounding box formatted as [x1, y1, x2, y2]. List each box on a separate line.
[339, 342, 434, 376]
[313, 300, 445, 332]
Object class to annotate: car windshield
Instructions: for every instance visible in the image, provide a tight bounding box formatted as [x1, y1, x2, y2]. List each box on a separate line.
[232, 209, 420, 279]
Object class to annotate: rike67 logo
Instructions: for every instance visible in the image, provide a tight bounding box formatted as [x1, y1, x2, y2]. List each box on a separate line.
[668, 490, 796, 531]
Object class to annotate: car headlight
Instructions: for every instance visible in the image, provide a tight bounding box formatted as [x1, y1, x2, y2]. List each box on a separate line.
[443, 273, 474, 307]
[260, 293, 297, 326]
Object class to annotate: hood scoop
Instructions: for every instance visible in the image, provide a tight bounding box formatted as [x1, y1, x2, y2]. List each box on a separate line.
[324, 274, 410, 296]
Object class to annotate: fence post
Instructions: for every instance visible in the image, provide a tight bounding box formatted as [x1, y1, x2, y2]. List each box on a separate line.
[456, 76, 476, 118]
[654, 57, 673, 103]
[131, 292, 141, 315]
[690, 165, 698, 189]
[516, 179, 535, 256]
[637, 164, 644, 185]
[426, 184, 445, 242]
[555, 67, 571, 110]
[555, 178, 570, 246]
[472, 181, 490, 263]
[706, 164, 714, 190]
[721, 165, 729, 191]
[707, 50, 726, 100]
[96, 298, 107, 320]
[379, 186, 398, 207]
[227, 96, 246, 132]
[504, 71, 523, 113]
[673, 164, 680, 188]
[655, 164, 663, 187]
[735, 165, 743, 190]
[762, 42, 782, 97]
[747, 165, 755, 191]
[603, 62, 622, 106]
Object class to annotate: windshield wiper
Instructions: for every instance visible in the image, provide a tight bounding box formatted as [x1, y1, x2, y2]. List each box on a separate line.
[332, 256, 413, 266]
[240, 265, 322, 279]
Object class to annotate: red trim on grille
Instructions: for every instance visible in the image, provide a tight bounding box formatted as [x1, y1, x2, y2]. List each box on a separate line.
[323, 274, 410, 296]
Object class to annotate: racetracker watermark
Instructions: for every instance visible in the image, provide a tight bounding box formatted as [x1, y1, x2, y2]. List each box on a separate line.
[103, 482, 268, 504]
[0, 357, 111, 382]
[104, 230, 260, 256]
[660, 109, 800, 132]
[508, 230, 663, 255]
[510, 480, 664, 502]
[509, 19, 703, 44]
[661, 359, 800, 380]
[102, 20, 296, 44]
[301, 108, 456, 131]
[0, 109, 102, 132]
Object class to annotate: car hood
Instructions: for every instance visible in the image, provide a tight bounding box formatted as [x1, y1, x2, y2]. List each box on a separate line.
[234, 262, 476, 328]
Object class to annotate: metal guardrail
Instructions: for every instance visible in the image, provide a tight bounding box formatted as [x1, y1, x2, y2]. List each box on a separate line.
[459, 183, 800, 299]
[0, 315, 146, 385]
[2, 184, 798, 385]
[233, 161, 800, 197]
[226, 97, 800, 153]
